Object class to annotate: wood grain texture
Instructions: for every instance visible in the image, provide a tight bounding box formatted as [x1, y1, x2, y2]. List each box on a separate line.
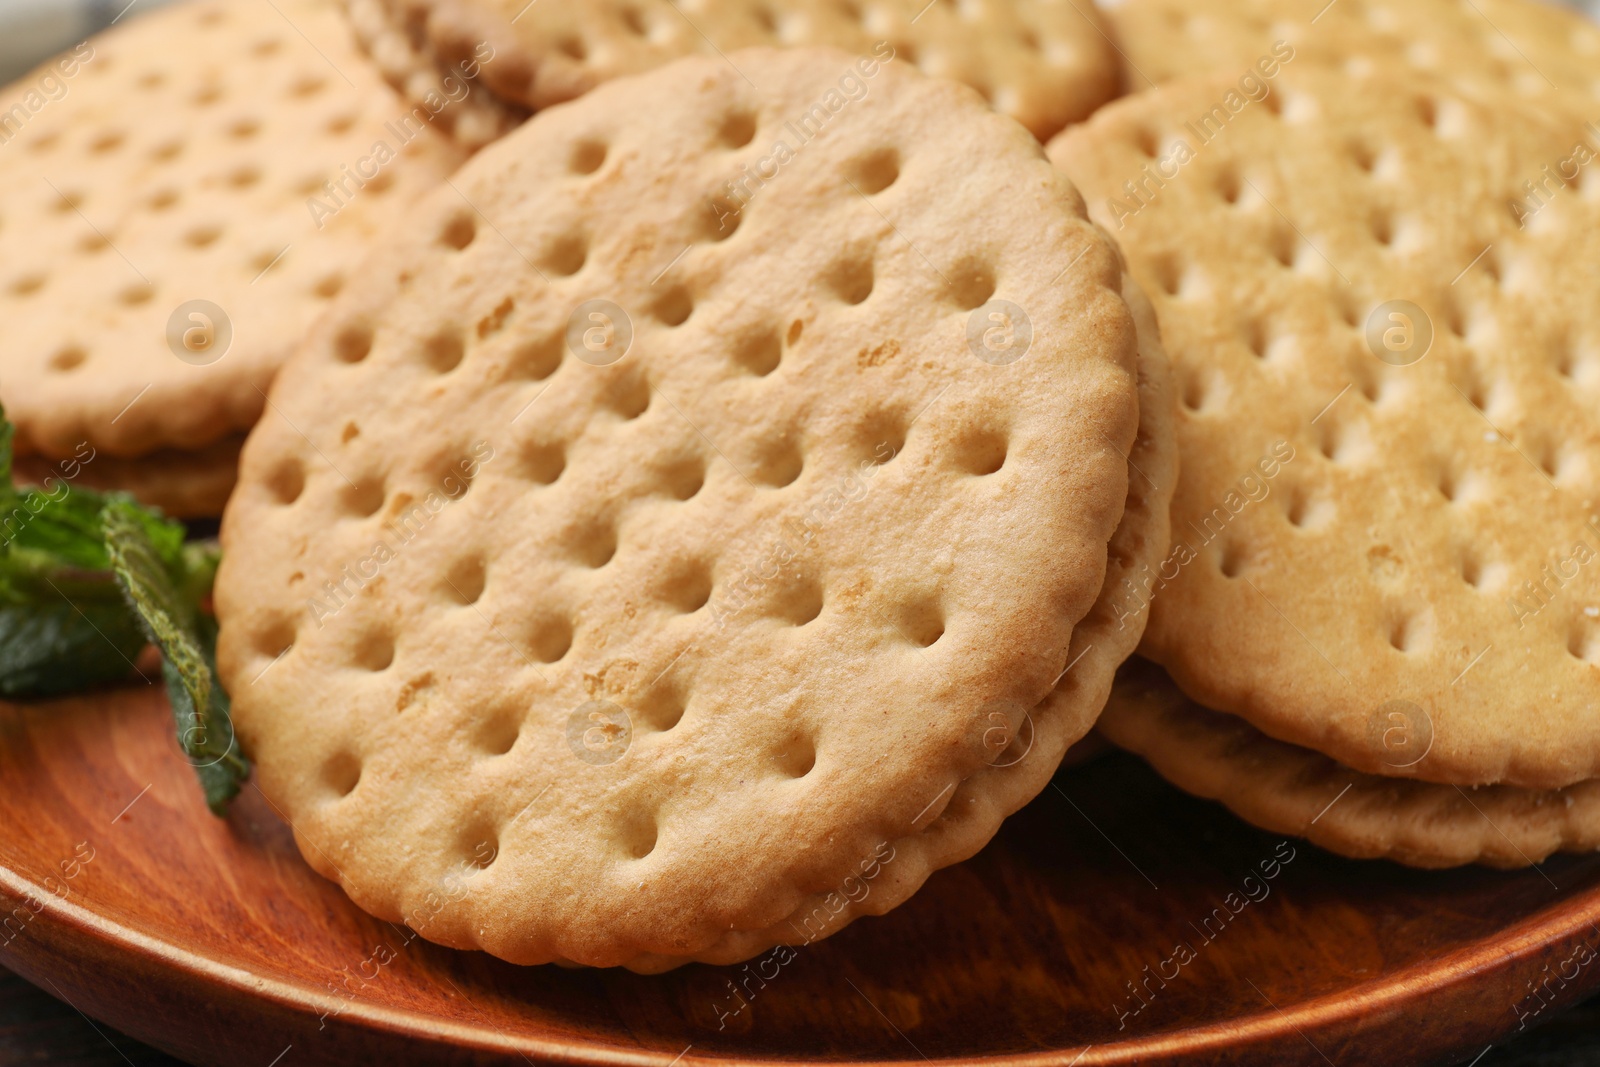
[10, 966, 1600, 1067]
[3, 685, 1600, 1066]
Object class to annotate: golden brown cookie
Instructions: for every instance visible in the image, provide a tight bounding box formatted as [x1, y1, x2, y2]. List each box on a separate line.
[217, 46, 1145, 970]
[1101, 658, 1600, 870]
[0, 0, 464, 464]
[1103, 0, 1600, 129]
[1051, 65, 1600, 790]
[377, 0, 1118, 141]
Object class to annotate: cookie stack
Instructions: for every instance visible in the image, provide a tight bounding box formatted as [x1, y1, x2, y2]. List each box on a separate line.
[12, 0, 1599, 976]
[0, 0, 461, 516]
[1050, 4, 1600, 868]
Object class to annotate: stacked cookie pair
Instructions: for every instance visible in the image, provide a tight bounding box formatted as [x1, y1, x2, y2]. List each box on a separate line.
[0, 0, 1179, 974]
[1048, 0, 1600, 868]
[213, 44, 1178, 970]
[16, 0, 1599, 977]
[0, 0, 462, 515]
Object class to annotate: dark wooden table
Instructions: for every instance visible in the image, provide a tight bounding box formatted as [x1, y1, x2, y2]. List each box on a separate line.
[1, 967, 180, 1065]
[1, 964, 1595, 1067]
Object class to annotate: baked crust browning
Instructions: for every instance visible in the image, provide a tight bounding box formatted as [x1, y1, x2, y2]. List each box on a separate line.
[1052, 66, 1600, 790]
[218, 48, 1143, 969]
[0, 0, 464, 460]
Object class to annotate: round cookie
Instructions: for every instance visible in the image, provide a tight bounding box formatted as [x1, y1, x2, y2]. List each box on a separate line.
[0, 0, 464, 464]
[371, 0, 1118, 141]
[1101, 658, 1600, 870]
[217, 47, 1143, 970]
[1051, 66, 1600, 790]
[1102, 0, 1600, 129]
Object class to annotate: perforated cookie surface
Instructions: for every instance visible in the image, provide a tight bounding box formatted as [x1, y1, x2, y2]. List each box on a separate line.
[380, 0, 1117, 141]
[0, 0, 464, 461]
[1051, 66, 1600, 790]
[1104, 0, 1600, 129]
[1101, 658, 1600, 870]
[217, 47, 1141, 969]
[627, 272, 1177, 972]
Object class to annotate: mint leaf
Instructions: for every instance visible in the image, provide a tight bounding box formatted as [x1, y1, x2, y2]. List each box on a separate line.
[0, 404, 243, 813]
[102, 500, 248, 815]
[0, 597, 146, 698]
[0, 407, 148, 696]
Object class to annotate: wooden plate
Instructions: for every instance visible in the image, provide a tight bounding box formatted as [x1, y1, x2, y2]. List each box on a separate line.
[2, 684, 1597, 1067]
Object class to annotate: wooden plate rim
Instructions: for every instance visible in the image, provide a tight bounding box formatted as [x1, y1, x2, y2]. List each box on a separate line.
[9, 841, 1600, 1066]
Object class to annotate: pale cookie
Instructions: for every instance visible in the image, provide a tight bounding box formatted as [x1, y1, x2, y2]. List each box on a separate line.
[378, 0, 1118, 141]
[1051, 66, 1600, 790]
[14, 436, 242, 518]
[217, 47, 1143, 970]
[0, 0, 464, 463]
[1101, 658, 1600, 870]
[342, 0, 527, 149]
[633, 271, 1177, 971]
[1103, 0, 1600, 130]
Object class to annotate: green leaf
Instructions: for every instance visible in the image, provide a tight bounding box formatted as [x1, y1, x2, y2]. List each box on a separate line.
[0, 404, 242, 813]
[0, 404, 241, 812]
[0, 598, 146, 698]
[102, 500, 248, 815]
[179, 540, 221, 610]
[0, 402, 149, 695]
